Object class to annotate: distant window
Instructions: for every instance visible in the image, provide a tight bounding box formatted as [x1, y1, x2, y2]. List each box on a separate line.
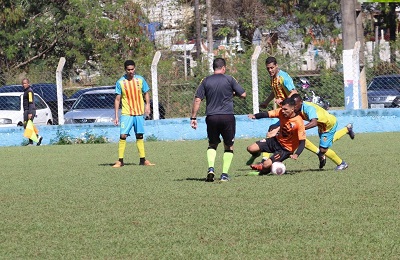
[0, 96, 21, 110]
[368, 77, 400, 91]
[35, 95, 48, 110]
[73, 93, 116, 109]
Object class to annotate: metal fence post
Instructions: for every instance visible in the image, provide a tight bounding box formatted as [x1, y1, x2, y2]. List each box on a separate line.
[151, 51, 161, 120]
[56, 57, 66, 125]
[251, 45, 262, 114]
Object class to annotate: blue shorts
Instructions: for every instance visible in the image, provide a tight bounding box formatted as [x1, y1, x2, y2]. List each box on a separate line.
[120, 115, 145, 136]
[319, 122, 337, 149]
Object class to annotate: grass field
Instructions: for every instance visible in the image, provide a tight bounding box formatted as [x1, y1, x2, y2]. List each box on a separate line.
[1, 132, 399, 259]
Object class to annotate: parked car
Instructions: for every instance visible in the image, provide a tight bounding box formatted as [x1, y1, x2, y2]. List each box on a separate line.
[64, 89, 166, 124]
[64, 85, 115, 112]
[0, 92, 53, 127]
[64, 89, 119, 124]
[0, 83, 68, 124]
[367, 75, 400, 108]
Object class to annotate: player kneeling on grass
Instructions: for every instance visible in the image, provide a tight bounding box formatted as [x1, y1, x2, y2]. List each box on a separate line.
[247, 98, 306, 174]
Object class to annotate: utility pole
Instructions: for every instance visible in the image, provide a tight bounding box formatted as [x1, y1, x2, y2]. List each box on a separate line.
[206, 0, 213, 73]
[194, 0, 201, 59]
[341, 0, 361, 109]
[355, 0, 368, 109]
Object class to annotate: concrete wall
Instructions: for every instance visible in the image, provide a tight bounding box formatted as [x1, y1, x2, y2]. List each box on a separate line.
[1, 108, 399, 147]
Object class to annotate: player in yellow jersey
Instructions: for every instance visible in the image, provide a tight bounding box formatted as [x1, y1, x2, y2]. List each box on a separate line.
[112, 60, 155, 168]
[292, 94, 354, 170]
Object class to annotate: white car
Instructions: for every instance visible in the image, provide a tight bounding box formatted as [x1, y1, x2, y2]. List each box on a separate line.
[0, 92, 53, 127]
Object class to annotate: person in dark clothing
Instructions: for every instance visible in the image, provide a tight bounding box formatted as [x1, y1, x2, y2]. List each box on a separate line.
[22, 78, 43, 146]
[190, 58, 246, 182]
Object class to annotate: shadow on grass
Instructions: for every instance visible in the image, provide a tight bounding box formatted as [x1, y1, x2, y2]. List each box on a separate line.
[98, 162, 138, 167]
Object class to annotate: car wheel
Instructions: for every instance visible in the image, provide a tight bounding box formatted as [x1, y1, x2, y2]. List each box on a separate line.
[47, 120, 53, 125]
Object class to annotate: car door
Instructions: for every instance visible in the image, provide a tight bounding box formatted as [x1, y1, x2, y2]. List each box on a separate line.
[34, 94, 50, 125]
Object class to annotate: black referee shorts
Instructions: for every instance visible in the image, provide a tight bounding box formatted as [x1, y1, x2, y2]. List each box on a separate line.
[206, 114, 236, 147]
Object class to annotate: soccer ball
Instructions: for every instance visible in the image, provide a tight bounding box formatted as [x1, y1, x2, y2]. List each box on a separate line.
[271, 162, 286, 175]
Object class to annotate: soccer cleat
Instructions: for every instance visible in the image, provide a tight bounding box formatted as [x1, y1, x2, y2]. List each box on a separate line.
[246, 153, 261, 165]
[37, 136, 43, 146]
[347, 123, 355, 140]
[335, 161, 348, 170]
[220, 173, 230, 182]
[205, 167, 215, 182]
[112, 161, 124, 168]
[250, 163, 263, 171]
[140, 160, 155, 166]
[318, 154, 326, 169]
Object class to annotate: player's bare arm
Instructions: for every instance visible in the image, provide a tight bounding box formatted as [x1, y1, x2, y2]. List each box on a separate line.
[114, 94, 121, 126]
[260, 92, 274, 109]
[190, 97, 201, 129]
[144, 92, 151, 116]
[304, 118, 318, 130]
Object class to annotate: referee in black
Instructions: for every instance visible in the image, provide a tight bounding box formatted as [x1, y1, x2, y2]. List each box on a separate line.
[22, 78, 43, 146]
[190, 58, 246, 182]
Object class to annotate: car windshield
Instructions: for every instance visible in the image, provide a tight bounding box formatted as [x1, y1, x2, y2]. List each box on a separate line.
[0, 96, 21, 110]
[368, 77, 400, 91]
[72, 93, 115, 109]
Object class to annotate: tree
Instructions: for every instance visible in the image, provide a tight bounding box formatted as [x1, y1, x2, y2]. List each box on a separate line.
[0, 0, 153, 79]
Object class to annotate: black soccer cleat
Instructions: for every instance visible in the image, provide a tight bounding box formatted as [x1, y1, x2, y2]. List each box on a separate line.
[347, 123, 355, 140]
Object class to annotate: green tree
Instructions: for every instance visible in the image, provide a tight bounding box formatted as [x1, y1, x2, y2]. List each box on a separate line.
[0, 0, 154, 80]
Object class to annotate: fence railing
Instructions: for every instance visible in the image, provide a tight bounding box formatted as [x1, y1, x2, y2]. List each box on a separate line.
[1, 41, 400, 127]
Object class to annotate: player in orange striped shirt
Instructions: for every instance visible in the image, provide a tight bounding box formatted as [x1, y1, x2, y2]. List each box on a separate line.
[247, 98, 306, 174]
[112, 60, 155, 168]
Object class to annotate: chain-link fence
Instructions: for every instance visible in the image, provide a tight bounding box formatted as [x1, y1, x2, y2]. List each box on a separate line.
[1, 42, 400, 127]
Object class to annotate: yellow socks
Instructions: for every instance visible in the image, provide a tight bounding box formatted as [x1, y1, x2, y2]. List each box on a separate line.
[222, 151, 234, 173]
[118, 139, 127, 159]
[207, 148, 216, 168]
[325, 149, 342, 165]
[305, 139, 319, 154]
[136, 139, 145, 158]
[333, 127, 348, 142]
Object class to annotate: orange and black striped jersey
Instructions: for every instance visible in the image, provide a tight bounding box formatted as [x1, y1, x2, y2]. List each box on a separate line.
[270, 70, 296, 102]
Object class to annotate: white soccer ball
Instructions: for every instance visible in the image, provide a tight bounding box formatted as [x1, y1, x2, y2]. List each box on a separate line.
[271, 162, 286, 175]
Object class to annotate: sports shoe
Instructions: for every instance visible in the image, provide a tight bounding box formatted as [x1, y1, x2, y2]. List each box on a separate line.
[205, 167, 215, 182]
[246, 153, 260, 165]
[220, 173, 230, 182]
[112, 161, 124, 168]
[335, 161, 348, 170]
[141, 160, 155, 166]
[318, 154, 326, 169]
[250, 163, 263, 171]
[347, 123, 355, 140]
[37, 136, 43, 146]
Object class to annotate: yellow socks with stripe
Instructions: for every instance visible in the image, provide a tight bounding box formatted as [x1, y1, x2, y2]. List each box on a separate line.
[325, 149, 342, 165]
[222, 151, 234, 173]
[333, 127, 348, 142]
[136, 139, 145, 158]
[262, 152, 270, 159]
[118, 139, 127, 159]
[207, 148, 216, 168]
[305, 139, 319, 154]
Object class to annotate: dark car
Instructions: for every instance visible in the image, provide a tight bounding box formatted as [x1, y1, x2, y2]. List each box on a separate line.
[367, 75, 400, 108]
[0, 83, 68, 124]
